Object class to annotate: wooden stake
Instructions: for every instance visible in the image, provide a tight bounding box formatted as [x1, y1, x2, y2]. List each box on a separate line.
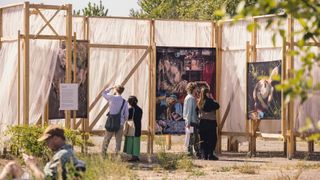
[282, 37, 287, 156]
[65, 4, 72, 129]
[166, 135, 172, 150]
[18, 30, 21, 125]
[73, 32, 77, 129]
[23, 2, 30, 125]
[287, 16, 295, 159]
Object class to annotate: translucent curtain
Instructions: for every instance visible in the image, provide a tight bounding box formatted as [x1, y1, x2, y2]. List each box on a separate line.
[155, 20, 212, 47]
[221, 20, 250, 135]
[2, 5, 24, 37]
[73, 17, 85, 40]
[88, 18, 150, 130]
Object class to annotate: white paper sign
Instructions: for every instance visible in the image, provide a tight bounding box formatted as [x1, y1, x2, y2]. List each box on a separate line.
[59, 83, 78, 110]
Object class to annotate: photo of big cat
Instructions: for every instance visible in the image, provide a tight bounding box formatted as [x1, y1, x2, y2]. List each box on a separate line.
[156, 47, 216, 134]
[247, 60, 282, 120]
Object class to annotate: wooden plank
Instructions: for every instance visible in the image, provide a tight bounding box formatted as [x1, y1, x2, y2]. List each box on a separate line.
[29, 4, 68, 10]
[166, 135, 172, 150]
[282, 37, 287, 156]
[23, 2, 30, 125]
[64, 4, 72, 129]
[245, 41, 250, 133]
[88, 47, 151, 131]
[89, 44, 149, 50]
[34, 8, 60, 37]
[218, 91, 234, 132]
[221, 131, 250, 137]
[150, 19, 156, 154]
[22, 34, 68, 40]
[17, 30, 21, 125]
[72, 32, 77, 129]
[147, 19, 153, 154]
[0, 9, 2, 48]
[287, 16, 295, 159]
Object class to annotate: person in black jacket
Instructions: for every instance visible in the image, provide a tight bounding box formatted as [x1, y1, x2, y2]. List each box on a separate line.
[123, 96, 143, 162]
[197, 87, 220, 160]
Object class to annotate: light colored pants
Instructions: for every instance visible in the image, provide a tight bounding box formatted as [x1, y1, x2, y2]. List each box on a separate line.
[101, 125, 123, 156]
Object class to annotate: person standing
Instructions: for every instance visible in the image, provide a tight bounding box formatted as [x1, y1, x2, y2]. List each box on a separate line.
[183, 82, 200, 158]
[101, 85, 129, 156]
[197, 87, 220, 160]
[123, 96, 143, 162]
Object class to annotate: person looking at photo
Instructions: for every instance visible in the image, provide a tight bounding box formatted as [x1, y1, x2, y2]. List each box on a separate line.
[197, 87, 220, 160]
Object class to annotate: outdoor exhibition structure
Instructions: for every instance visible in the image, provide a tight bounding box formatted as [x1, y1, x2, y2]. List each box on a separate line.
[0, 2, 319, 158]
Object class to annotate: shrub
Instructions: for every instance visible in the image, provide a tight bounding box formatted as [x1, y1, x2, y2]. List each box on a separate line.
[5, 125, 86, 160]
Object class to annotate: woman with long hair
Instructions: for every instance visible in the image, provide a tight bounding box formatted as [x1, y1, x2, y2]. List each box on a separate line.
[123, 96, 143, 162]
[197, 87, 220, 160]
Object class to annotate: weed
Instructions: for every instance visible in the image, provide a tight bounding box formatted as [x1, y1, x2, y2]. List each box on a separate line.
[217, 166, 232, 172]
[237, 163, 259, 174]
[191, 169, 206, 176]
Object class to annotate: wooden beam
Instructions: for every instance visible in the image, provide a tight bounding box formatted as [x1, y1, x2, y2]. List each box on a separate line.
[72, 32, 77, 129]
[64, 4, 72, 129]
[89, 44, 149, 50]
[0, 9, 2, 48]
[17, 30, 21, 125]
[282, 37, 287, 156]
[29, 4, 68, 10]
[245, 41, 250, 133]
[0, 3, 24, 9]
[34, 8, 60, 38]
[287, 16, 295, 159]
[218, 91, 234, 132]
[165, 135, 171, 150]
[21, 34, 68, 40]
[221, 131, 250, 137]
[88, 47, 151, 131]
[23, 2, 30, 125]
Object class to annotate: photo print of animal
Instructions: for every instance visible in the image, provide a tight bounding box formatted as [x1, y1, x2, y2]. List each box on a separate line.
[247, 60, 282, 120]
[49, 40, 89, 119]
[156, 47, 216, 134]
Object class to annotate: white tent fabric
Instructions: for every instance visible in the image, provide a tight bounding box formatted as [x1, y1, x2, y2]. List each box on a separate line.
[73, 16, 85, 40]
[221, 20, 250, 135]
[155, 20, 213, 47]
[2, 5, 24, 38]
[88, 18, 150, 130]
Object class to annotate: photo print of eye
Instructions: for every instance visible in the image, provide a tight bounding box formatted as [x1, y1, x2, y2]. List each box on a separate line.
[156, 47, 216, 134]
[247, 60, 282, 120]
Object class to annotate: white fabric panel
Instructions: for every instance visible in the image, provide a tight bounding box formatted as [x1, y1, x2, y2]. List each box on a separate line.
[28, 40, 59, 124]
[294, 47, 320, 131]
[89, 18, 150, 45]
[89, 48, 149, 131]
[222, 20, 250, 50]
[220, 20, 250, 135]
[256, 18, 287, 47]
[29, 9, 66, 36]
[0, 42, 19, 135]
[221, 50, 247, 133]
[155, 20, 212, 47]
[73, 17, 85, 40]
[2, 5, 24, 38]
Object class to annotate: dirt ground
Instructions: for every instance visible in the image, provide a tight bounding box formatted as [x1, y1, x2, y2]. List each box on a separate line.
[1, 135, 319, 179]
[87, 135, 320, 180]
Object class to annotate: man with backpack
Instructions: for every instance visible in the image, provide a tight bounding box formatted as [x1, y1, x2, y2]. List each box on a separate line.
[101, 85, 129, 157]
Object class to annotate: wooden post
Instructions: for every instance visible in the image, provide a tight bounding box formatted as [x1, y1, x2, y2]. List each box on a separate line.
[43, 103, 49, 126]
[0, 9, 2, 48]
[166, 135, 172, 150]
[72, 32, 77, 129]
[308, 141, 314, 153]
[287, 16, 295, 159]
[246, 41, 251, 153]
[23, 2, 30, 125]
[65, 4, 72, 129]
[282, 37, 287, 156]
[215, 22, 223, 154]
[18, 30, 21, 125]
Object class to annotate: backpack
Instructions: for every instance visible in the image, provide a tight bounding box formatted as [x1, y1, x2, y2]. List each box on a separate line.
[105, 99, 125, 132]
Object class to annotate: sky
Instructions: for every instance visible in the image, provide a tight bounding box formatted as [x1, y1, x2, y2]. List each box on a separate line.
[0, 0, 140, 16]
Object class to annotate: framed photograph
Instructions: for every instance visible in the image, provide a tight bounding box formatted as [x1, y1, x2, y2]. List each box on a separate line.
[247, 60, 282, 120]
[156, 47, 216, 134]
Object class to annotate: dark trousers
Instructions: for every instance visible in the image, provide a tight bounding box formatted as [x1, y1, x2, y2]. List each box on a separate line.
[199, 119, 217, 159]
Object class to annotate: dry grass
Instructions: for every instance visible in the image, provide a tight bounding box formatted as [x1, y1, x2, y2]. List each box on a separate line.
[235, 163, 259, 174]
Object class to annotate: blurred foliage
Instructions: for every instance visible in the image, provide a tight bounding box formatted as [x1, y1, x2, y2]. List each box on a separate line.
[5, 125, 87, 161]
[130, 0, 257, 20]
[234, 0, 320, 139]
[73, 0, 108, 16]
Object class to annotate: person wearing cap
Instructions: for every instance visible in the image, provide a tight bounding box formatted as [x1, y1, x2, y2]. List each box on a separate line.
[101, 85, 129, 156]
[0, 125, 85, 180]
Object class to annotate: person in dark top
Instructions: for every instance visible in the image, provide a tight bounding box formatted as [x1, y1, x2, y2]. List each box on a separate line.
[123, 96, 143, 162]
[197, 87, 220, 160]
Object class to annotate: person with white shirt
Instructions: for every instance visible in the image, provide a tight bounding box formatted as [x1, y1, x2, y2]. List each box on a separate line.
[101, 85, 129, 156]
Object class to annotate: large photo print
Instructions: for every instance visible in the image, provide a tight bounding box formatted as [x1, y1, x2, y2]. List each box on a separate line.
[156, 47, 216, 134]
[247, 60, 282, 120]
[49, 40, 89, 119]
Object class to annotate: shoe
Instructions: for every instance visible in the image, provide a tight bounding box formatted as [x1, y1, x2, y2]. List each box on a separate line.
[208, 155, 219, 161]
